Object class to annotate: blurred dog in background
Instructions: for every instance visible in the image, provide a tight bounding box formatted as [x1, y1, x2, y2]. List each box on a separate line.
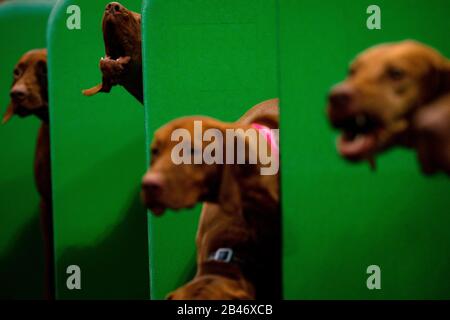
[83, 2, 142, 103]
[2, 48, 54, 299]
[327, 40, 450, 175]
[142, 99, 281, 299]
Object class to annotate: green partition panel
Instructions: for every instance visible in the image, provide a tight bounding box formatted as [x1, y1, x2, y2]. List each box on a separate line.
[0, 0, 55, 300]
[47, 0, 148, 299]
[143, 0, 278, 299]
[280, 0, 450, 299]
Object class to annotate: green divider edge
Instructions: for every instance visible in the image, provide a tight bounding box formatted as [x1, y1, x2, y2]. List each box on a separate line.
[143, 0, 278, 299]
[0, 1, 55, 300]
[280, 0, 450, 299]
[47, 0, 148, 299]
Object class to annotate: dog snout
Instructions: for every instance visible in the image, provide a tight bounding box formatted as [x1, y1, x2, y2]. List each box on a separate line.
[106, 2, 124, 14]
[329, 84, 354, 109]
[141, 172, 164, 196]
[10, 85, 27, 102]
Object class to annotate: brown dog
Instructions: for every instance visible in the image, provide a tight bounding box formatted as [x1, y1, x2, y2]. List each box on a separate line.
[142, 99, 281, 300]
[327, 40, 450, 174]
[83, 2, 142, 103]
[2, 49, 54, 299]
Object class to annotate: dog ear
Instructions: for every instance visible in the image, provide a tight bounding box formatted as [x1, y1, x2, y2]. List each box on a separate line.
[424, 56, 450, 101]
[82, 82, 111, 96]
[431, 59, 450, 97]
[440, 62, 450, 93]
[251, 112, 279, 130]
[2, 103, 14, 125]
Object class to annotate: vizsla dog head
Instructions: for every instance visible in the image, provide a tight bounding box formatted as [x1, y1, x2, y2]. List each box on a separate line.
[327, 40, 450, 165]
[141, 117, 226, 215]
[83, 2, 142, 103]
[3, 49, 48, 124]
[141, 116, 278, 216]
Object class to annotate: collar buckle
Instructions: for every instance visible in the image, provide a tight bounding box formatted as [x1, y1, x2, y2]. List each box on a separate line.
[209, 248, 233, 263]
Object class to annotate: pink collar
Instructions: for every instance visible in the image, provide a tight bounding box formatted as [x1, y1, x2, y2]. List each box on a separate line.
[251, 123, 279, 156]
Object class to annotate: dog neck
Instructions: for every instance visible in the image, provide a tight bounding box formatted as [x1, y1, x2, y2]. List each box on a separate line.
[198, 260, 246, 280]
[213, 163, 280, 247]
[122, 73, 143, 104]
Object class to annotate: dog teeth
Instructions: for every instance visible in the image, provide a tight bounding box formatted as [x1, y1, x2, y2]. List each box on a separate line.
[356, 115, 367, 127]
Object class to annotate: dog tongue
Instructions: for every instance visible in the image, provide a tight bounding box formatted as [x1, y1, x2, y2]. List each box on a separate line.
[2, 103, 14, 125]
[337, 133, 376, 159]
[150, 205, 166, 216]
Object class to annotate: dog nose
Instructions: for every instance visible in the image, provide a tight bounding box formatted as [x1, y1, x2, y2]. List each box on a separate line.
[10, 86, 27, 102]
[106, 2, 124, 14]
[329, 85, 354, 108]
[141, 172, 164, 195]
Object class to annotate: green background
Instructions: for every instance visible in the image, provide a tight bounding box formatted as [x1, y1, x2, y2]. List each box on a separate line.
[2, 0, 449, 301]
[0, 0, 55, 300]
[142, 0, 278, 299]
[48, 0, 148, 299]
[279, 0, 450, 299]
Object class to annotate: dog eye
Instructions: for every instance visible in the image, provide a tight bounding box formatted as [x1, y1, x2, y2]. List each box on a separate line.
[348, 67, 356, 76]
[13, 68, 21, 78]
[387, 67, 406, 81]
[151, 147, 159, 158]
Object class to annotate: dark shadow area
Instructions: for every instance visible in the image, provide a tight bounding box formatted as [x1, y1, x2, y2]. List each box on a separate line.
[0, 210, 46, 300]
[56, 188, 149, 299]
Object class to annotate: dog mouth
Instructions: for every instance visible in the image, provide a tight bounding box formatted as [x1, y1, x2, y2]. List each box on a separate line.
[102, 8, 139, 62]
[149, 204, 167, 216]
[102, 20, 129, 60]
[3, 101, 48, 125]
[332, 112, 383, 161]
[12, 101, 41, 117]
[14, 105, 32, 117]
[141, 191, 167, 216]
